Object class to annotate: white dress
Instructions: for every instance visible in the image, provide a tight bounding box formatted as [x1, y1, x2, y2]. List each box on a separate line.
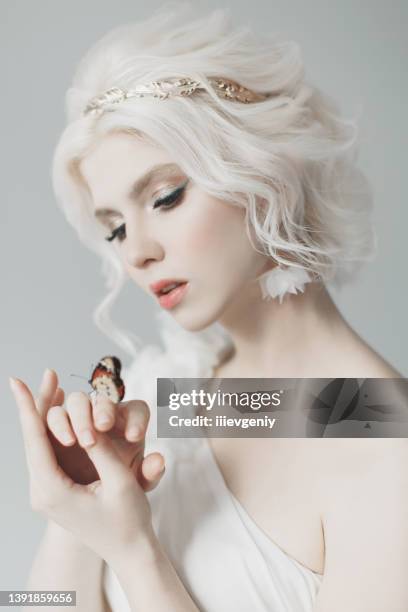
[103, 313, 323, 611]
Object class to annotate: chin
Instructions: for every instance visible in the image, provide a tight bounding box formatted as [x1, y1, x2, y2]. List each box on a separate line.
[172, 312, 217, 333]
[170, 299, 230, 332]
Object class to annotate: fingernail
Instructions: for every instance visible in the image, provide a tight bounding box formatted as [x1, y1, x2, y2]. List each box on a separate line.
[9, 377, 20, 394]
[81, 429, 96, 447]
[42, 368, 52, 382]
[62, 432, 75, 445]
[127, 426, 141, 440]
[97, 414, 111, 428]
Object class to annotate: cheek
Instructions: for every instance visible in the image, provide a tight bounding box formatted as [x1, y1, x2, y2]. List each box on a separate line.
[177, 197, 247, 254]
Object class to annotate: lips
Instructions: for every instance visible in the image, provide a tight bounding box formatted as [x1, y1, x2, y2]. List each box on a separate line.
[157, 282, 189, 309]
[149, 278, 188, 296]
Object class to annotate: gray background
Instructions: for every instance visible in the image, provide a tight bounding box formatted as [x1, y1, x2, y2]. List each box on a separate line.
[2, 0, 407, 590]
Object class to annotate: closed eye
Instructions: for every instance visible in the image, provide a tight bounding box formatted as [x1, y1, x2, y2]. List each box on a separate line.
[104, 179, 189, 243]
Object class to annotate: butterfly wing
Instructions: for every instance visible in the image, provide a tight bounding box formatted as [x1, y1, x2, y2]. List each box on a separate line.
[89, 358, 125, 403]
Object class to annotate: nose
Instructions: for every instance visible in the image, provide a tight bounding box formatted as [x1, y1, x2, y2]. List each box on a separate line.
[123, 221, 164, 269]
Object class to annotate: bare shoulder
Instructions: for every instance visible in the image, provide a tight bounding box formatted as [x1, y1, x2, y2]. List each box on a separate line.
[359, 353, 404, 378]
[311, 439, 408, 610]
[302, 436, 407, 476]
[341, 327, 404, 377]
[311, 436, 408, 610]
[315, 437, 408, 520]
[292, 437, 408, 517]
[370, 360, 404, 377]
[277, 437, 408, 510]
[319, 437, 408, 468]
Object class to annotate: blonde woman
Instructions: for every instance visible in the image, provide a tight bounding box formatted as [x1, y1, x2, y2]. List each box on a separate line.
[11, 3, 406, 612]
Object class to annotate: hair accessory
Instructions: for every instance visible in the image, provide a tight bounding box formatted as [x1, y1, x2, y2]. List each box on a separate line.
[83, 76, 272, 117]
[88, 356, 125, 403]
[258, 265, 313, 304]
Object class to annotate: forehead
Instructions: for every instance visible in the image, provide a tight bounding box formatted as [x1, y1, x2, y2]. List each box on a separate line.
[79, 131, 176, 206]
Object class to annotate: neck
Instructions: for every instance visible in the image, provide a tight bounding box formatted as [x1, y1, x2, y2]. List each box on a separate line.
[217, 279, 351, 377]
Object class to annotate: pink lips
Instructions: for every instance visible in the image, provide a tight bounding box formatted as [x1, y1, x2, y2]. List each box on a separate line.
[157, 282, 189, 309]
[149, 278, 187, 295]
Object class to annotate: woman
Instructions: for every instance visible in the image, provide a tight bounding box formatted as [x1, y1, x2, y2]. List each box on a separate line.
[10, 4, 407, 612]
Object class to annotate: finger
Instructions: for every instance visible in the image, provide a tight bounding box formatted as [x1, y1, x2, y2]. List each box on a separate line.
[91, 394, 116, 432]
[85, 433, 133, 490]
[139, 452, 165, 492]
[66, 392, 96, 449]
[35, 369, 59, 418]
[52, 387, 65, 407]
[9, 377, 68, 490]
[122, 400, 150, 442]
[47, 405, 76, 446]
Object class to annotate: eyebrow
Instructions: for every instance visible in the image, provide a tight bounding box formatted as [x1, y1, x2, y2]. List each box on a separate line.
[93, 162, 184, 221]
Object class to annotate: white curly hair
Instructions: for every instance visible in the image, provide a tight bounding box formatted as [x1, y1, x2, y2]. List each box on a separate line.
[51, 1, 377, 360]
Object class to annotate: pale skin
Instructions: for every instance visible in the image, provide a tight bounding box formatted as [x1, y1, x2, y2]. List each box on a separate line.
[11, 129, 408, 611]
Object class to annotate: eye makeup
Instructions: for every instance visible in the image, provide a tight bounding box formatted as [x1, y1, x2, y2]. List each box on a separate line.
[104, 178, 190, 243]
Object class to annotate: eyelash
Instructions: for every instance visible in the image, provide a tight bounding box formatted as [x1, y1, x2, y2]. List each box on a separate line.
[104, 180, 189, 243]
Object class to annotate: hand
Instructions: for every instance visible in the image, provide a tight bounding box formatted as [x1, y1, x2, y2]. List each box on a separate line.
[10, 371, 163, 565]
[37, 368, 164, 490]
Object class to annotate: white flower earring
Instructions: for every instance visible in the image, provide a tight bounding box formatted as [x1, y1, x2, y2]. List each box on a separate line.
[257, 264, 313, 304]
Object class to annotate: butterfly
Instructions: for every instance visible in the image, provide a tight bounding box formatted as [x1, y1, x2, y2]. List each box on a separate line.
[88, 356, 125, 403]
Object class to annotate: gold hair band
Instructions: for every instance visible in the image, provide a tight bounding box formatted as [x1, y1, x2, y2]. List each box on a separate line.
[83, 76, 273, 116]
